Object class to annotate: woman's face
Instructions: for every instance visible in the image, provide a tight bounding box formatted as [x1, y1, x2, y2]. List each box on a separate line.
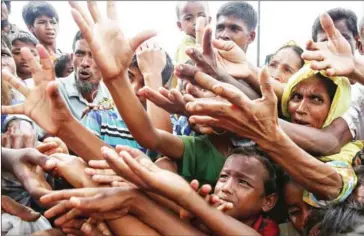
[268, 48, 302, 83]
[283, 181, 312, 233]
[287, 76, 332, 129]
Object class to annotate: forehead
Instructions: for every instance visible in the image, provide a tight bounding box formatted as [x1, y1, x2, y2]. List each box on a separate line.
[283, 182, 304, 205]
[223, 154, 267, 181]
[179, 2, 207, 15]
[316, 19, 353, 41]
[12, 40, 36, 49]
[74, 39, 91, 52]
[35, 15, 56, 22]
[272, 48, 301, 66]
[293, 76, 328, 93]
[216, 15, 248, 29]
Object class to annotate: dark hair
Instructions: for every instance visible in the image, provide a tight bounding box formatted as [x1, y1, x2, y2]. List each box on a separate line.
[2, 1, 11, 13]
[318, 201, 364, 236]
[274, 45, 305, 68]
[175, 1, 209, 21]
[316, 74, 337, 103]
[216, 1, 258, 31]
[312, 8, 359, 42]
[9, 30, 39, 47]
[228, 145, 277, 196]
[54, 54, 72, 78]
[130, 52, 174, 86]
[72, 31, 84, 51]
[22, 1, 59, 26]
[2, 33, 11, 50]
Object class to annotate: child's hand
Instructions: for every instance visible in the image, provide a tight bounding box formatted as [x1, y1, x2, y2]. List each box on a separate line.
[69, 1, 156, 81]
[136, 41, 166, 78]
[102, 145, 192, 204]
[138, 86, 194, 116]
[86, 160, 128, 186]
[49, 153, 99, 188]
[81, 219, 112, 236]
[37, 137, 69, 155]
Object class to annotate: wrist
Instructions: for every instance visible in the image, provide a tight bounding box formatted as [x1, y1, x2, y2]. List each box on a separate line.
[128, 189, 149, 215]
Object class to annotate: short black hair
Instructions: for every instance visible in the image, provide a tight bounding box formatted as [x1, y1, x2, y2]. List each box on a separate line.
[274, 45, 305, 68]
[175, 1, 209, 21]
[22, 1, 59, 26]
[228, 145, 277, 196]
[216, 1, 258, 31]
[319, 201, 364, 235]
[72, 31, 84, 51]
[312, 8, 359, 42]
[9, 30, 39, 47]
[130, 52, 174, 86]
[54, 54, 72, 78]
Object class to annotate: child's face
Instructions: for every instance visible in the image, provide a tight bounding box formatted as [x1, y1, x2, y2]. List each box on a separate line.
[177, 2, 208, 38]
[283, 181, 312, 233]
[30, 15, 58, 45]
[1, 44, 16, 76]
[11, 40, 39, 79]
[62, 60, 74, 78]
[128, 66, 146, 106]
[214, 154, 269, 222]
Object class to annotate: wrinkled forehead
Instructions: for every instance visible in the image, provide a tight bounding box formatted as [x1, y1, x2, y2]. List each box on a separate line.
[224, 154, 267, 179]
[216, 15, 249, 31]
[74, 39, 91, 52]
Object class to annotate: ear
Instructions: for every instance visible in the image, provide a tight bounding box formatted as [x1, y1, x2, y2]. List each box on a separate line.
[177, 21, 183, 31]
[27, 25, 35, 34]
[248, 30, 256, 44]
[261, 193, 278, 213]
[357, 38, 364, 55]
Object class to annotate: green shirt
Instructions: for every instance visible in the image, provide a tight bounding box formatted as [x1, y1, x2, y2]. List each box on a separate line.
[177, 135, 226, 187]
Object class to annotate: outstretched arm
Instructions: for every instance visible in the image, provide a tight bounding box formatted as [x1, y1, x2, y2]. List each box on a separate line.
[69, 1, 184, 160]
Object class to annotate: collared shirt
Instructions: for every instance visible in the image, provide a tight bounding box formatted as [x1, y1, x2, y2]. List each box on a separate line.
[58, 73, 114, 121]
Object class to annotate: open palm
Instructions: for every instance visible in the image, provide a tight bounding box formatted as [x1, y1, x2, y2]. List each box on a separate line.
[69, 1, 156, 81]
[1, 46, 72, 135]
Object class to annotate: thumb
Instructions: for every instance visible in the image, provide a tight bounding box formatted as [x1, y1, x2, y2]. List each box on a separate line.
[27, 151, 56, 172]
[46, 81, 67, 110]
[259, 67, 276, 102]
[129, 30, 157, 52]
[212, 39, 235, 52]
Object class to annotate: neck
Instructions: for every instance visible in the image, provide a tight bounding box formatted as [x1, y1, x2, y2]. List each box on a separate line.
[18, 72, 31, 81]
[82, 89, 98, 103]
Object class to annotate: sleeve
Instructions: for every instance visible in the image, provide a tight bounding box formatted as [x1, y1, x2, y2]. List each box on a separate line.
[303, 160, 357, 208]
[177, 136, 197, 182]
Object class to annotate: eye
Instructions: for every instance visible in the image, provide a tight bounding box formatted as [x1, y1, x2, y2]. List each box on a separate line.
[311, 96, 323, 104]
[216, 25, 224, 31]
[288, 208, 302, 216]
[268, 62, 277, 68]
[11, 50, 20, 55]
[50, 20, 57, 25]
[290, 93, 302, 102]
[239, 179, 249, 186]
[219, 174, 228, 181]
[285, 67, 293, 73]
[230, 26, 239, 33]
[185, 17, 192, 21]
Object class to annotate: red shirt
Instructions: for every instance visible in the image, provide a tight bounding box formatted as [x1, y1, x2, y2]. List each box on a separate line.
[252, 215, 280, 236]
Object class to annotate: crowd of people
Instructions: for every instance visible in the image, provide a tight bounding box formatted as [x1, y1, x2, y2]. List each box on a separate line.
[1, 1, 364, 235]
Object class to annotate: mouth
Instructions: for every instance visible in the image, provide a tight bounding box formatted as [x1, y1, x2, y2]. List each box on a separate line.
[45, 32, 55, 38]
[78, 70, 91, 80]
[20, 62, 29, 68]
[293, 119, 311, 126]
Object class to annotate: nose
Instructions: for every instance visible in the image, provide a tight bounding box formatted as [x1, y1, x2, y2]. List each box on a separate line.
[45, 21, 54, 30]
[296, 99, 308, 115]
[268, 68, 282, 82]
[221, 178, 234, 195]
[220, 29, 231, 41]
[80, 55, 91, 68]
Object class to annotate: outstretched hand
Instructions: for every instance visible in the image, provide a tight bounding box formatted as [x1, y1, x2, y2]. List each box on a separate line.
[1, 45, 73, 135]
[301, 12, 355, 77]
[69, 1, 156, 81]
[185, 68, 279, 142]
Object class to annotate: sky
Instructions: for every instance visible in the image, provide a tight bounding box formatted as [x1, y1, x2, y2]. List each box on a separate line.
[9, 1, 364, 66]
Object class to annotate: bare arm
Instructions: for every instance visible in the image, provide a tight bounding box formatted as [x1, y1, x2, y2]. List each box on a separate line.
[352, 56, 364, 85]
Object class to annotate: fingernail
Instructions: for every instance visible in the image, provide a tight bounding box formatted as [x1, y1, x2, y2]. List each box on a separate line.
[187, 48, 193, 54]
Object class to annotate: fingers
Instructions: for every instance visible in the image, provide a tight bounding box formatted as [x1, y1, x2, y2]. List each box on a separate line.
[195, 16, 205, 49]
[259, 67, 276, 103]
[92, 174, 124, 184]
[46, 81, 68, 111]
[2, 104, 25, 115]
[310, 60, 331, 71]
[216, 202, 234, 212]
[190, 179, 200, 192]
[41, 189, 97, 205]
[1, 195, 41, 222]
[305, 40, 320, 51]
[106, 1, 118, 21]
[185, 83, 206, 98]
[202, 25, 213, 56]
[71, 9, 94, 46]
[85, 168, 116, 176]
[189, 115, 222, 128]
[55, 208, 83, 226]
[129, 30, 158, 52]
[2, 70, 30, 97]
[198, 184, 212, 197]
[44, 200, 74, 219]
[185, 47, 208, 69]
[301, 50, 325, 62]
[68, 1, 94, 27]
[88, 160, 110, 169]
[36, 142, 58, 154]
[320, 12, 339, 40]
[87, 1, 104, 23]
[212, 39, 235, 52]
[169, 89, 185, 106]
[26, 149, 56, 171]
[37, 44, 53, 72]
[174, 64, 200, 84]
[20, 47, 42, 75]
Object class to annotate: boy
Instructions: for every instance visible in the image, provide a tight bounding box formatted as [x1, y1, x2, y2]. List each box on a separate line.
[54, 53, 74, 78]
[171, 1, 211, 89]
[81, 42, 174, 156]
[9, 30, 39, 81]
[22, 1, 61, 60]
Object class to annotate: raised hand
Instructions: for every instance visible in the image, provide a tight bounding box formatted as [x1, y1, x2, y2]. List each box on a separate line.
[136, 40, 166, 77]
[69, 1, 156, 81]
[2, 125, 36, 149]
[1, 45, 73, 135]
[85, 159, 128, 186]
[102, 145, 193, 204]
[185, 68, 279, 142]
[301, 12, 354, 77]
[36, 137, 69, 155]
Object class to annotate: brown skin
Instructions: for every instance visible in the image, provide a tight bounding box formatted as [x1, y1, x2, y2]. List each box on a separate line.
[11, 40, 39, 80]
[316, 19, 359, 54]
[28, 15, 58, 56]
[215, 15, 256, 52]
[358, 26, 364, 55]
[73, 39, 102, 102]
[129, 66, 146, 106]
[288, 77, 332, 129]
[2, 42, 16, 75]
[283, 181, 313, 233]
[214, 154, 277, 226]
[268, 47, 303, 83]
[176, 1, 210, 38]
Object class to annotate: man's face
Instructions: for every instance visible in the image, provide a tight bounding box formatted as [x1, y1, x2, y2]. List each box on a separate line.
[177, 1, 209, 38]
[316, 19, 358, 54]
[128, 66, 146, 107]
[73, 39, 102, 94]
[29, 15, 58, 45]
[215, 15, 255, 52]
[11, 40, 39, 80]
